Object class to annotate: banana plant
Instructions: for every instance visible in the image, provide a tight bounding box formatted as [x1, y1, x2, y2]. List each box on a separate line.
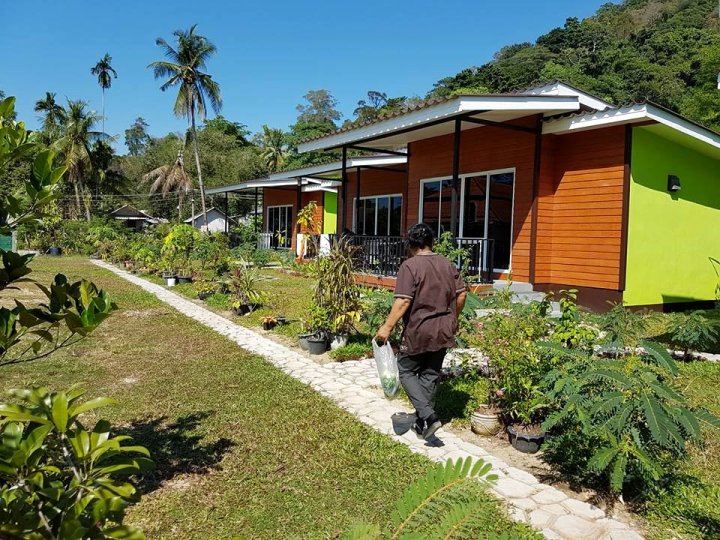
[0, 386, 152, 538]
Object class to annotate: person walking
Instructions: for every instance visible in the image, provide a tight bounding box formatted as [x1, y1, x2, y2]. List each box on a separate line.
[375, 223, 467, 440]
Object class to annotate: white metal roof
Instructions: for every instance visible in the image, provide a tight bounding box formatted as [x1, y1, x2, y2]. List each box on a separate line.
[543, 102, 720, 158]
[297, 95, 581, 152]
[206, 154, 406, 195]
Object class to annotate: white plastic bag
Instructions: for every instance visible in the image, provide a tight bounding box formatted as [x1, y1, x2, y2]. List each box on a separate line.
[373, 339, 400, 399]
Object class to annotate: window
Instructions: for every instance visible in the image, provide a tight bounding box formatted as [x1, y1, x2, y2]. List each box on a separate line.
[420, 169, 515, 271]
[420, 179, 456, 238]
[266, 205, 292, 249]
[354, 195, 403, 236]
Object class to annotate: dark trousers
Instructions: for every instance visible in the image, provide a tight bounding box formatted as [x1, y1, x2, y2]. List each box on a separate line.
[398, 348, 446, 421]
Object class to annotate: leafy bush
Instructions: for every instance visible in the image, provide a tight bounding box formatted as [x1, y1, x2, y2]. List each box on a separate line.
[329, 342, 372, 361]
[360, 288, 402, 341]
[551, 290, 597, 352]
[434, 231, 472, 281]
[598, 302, 649, 350]
[161, 224, 201, 273]
[191, 232, 230, 274]
[436, 375, 490, 423]
[542, 341, 720, 496]
[467, 311, 552, 426]
[205, 292, 231, 310]
[0, 386, 152, 538]
[666, 311, 719, 357]
[314, 239, 361, 335]
[228, 266, 267, 310]
[251, 248, 272, 268]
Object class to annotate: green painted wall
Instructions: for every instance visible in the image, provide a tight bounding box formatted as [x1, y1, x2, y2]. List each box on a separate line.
[624, 127, 720, 306]
[323, 192, 337, 234]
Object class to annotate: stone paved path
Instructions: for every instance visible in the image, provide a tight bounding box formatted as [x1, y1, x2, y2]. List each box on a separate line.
[94, 261, 643, 540]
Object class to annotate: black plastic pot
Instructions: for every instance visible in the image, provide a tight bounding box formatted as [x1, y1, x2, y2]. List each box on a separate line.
[262, 321, 277, 331]
[232, 304, 252, 316]
[306, 336, 328, 355]
[198, 291, 213, 301]
[177, 276, 193, 284]
[298, 333, 314, 351]
[507, 424, 544, 454]
[48, 247, 62, 256]
[276, 316, 288, 325]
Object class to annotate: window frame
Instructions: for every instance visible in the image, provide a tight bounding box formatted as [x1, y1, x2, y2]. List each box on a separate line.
[352, 193, 404, 236]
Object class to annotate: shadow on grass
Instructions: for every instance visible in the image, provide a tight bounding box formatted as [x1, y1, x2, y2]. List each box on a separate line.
[119, 411, 235, 493]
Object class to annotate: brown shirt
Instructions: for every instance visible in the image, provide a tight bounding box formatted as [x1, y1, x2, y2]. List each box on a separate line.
[394, 252, 466, 355]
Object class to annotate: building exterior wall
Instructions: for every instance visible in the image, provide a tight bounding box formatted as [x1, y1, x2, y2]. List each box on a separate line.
[262, 188, 323, 250]
[340, 168, 407, 232]
[407, 116, 538, 282]
[534, 125, 627, 292]
[624, 127, 720, 306]
[323, 192, 337, 234]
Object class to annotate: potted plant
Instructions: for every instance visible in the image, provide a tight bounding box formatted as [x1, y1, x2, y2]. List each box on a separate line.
[330, 310, 360, 350]
[229, 267, 267, 315]
[471, 383, 503, 436]
[261, 315, 278, 331]
[176, 268, 193, 285]
[306, 304, 330, 355]
[194, 279, 216, 300]
[162, 269, 177, 287]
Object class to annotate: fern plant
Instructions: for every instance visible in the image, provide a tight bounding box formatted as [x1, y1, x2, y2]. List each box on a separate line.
[599, 302, 648, 350]
[342, 458, 538, 539]
[542, 341, 720, 495]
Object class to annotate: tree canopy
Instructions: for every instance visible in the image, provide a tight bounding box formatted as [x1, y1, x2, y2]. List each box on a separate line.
[431, 0, 720, 129]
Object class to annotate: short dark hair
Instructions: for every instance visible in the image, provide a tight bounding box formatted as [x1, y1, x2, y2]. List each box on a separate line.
[406, 223, 434, 249]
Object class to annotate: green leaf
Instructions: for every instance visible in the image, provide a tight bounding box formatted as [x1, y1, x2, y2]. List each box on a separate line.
[641, 393, 666, 446]
[641, 340, 679, 376]
[70, 397, 116, 418]
[50, 392, 69, 432]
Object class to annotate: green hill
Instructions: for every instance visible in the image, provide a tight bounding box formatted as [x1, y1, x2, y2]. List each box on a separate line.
[431, 0, 720, 129]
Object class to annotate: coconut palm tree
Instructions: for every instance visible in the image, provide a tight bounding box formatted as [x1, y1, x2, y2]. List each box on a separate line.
[148, 25, 222, 228]
[34, 92, 66, 142]
[52, 100, 102, 221]
[90, 54, 117, 136]
[141, 148, 193, 219]
[260, 125, 288, 173]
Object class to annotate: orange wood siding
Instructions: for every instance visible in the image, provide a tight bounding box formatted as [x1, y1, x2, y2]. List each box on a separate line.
[534, 126, 626, 290]
[262, 188, 323, 250]
[340, 168, 407, 231]
[407, 116, 538, 282]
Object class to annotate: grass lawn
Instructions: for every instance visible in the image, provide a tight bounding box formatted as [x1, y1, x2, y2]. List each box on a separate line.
[2, 257, 534, 539]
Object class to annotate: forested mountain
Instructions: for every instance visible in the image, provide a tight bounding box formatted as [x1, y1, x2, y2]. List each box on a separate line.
[430, 0, 720, 128]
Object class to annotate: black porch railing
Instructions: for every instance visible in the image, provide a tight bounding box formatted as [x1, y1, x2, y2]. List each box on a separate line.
[346, 235, 495, 283]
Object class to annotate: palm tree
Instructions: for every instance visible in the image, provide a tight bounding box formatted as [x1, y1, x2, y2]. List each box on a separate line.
[34, 92, 66, 142]
[260, 125, 288, 173]
[90, 54, 117, 135]
[141, 148, 193, 219]
[52, 100, 102, 221]
[148, 25, 222, 228]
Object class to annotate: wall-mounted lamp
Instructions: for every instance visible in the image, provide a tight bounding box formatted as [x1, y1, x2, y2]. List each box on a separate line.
[667, 175, 681, 192]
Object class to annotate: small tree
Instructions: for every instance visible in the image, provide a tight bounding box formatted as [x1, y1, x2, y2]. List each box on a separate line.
[0, 97, 115, 367]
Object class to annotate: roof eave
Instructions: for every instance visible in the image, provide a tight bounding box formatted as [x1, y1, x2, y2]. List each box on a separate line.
[297, 95, 581, 153]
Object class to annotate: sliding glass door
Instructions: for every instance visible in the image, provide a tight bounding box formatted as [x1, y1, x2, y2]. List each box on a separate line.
[420, 169, 515, 271]
[266, 205, 292, 249]
[460, 170, 514, 271]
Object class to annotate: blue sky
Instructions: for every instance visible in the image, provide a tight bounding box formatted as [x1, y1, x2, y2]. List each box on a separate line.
[2, 0, 612, 153]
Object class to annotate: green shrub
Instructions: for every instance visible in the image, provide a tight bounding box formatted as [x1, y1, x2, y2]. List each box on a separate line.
[542, 341, 720, 496]
[467, 310, 552, 426]
[599, 302, 649, 348]
[0, 386, 152, 538]
[436, 375, 489, 423]
[252, 248, 272, 268]
[205, 292, 231, 310]
[360, 288, 401, 341]
[666, 311, 719, 357]
[551, 290, 597, 352]
[329, 343, 372, 361]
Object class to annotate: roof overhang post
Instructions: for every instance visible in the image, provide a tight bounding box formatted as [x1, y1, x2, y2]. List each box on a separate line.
[296, 178, 302, 236]
[254, 188, 259, 233]
[451, 117, 462, 238]
[340, 146, 348, 234]
[529, 114, 544, 284]
[355, 166, 361, 233]
[224, 191, 229, 235]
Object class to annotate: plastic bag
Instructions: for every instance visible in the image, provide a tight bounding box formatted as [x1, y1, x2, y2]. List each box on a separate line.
[373, 339, 400, 399]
